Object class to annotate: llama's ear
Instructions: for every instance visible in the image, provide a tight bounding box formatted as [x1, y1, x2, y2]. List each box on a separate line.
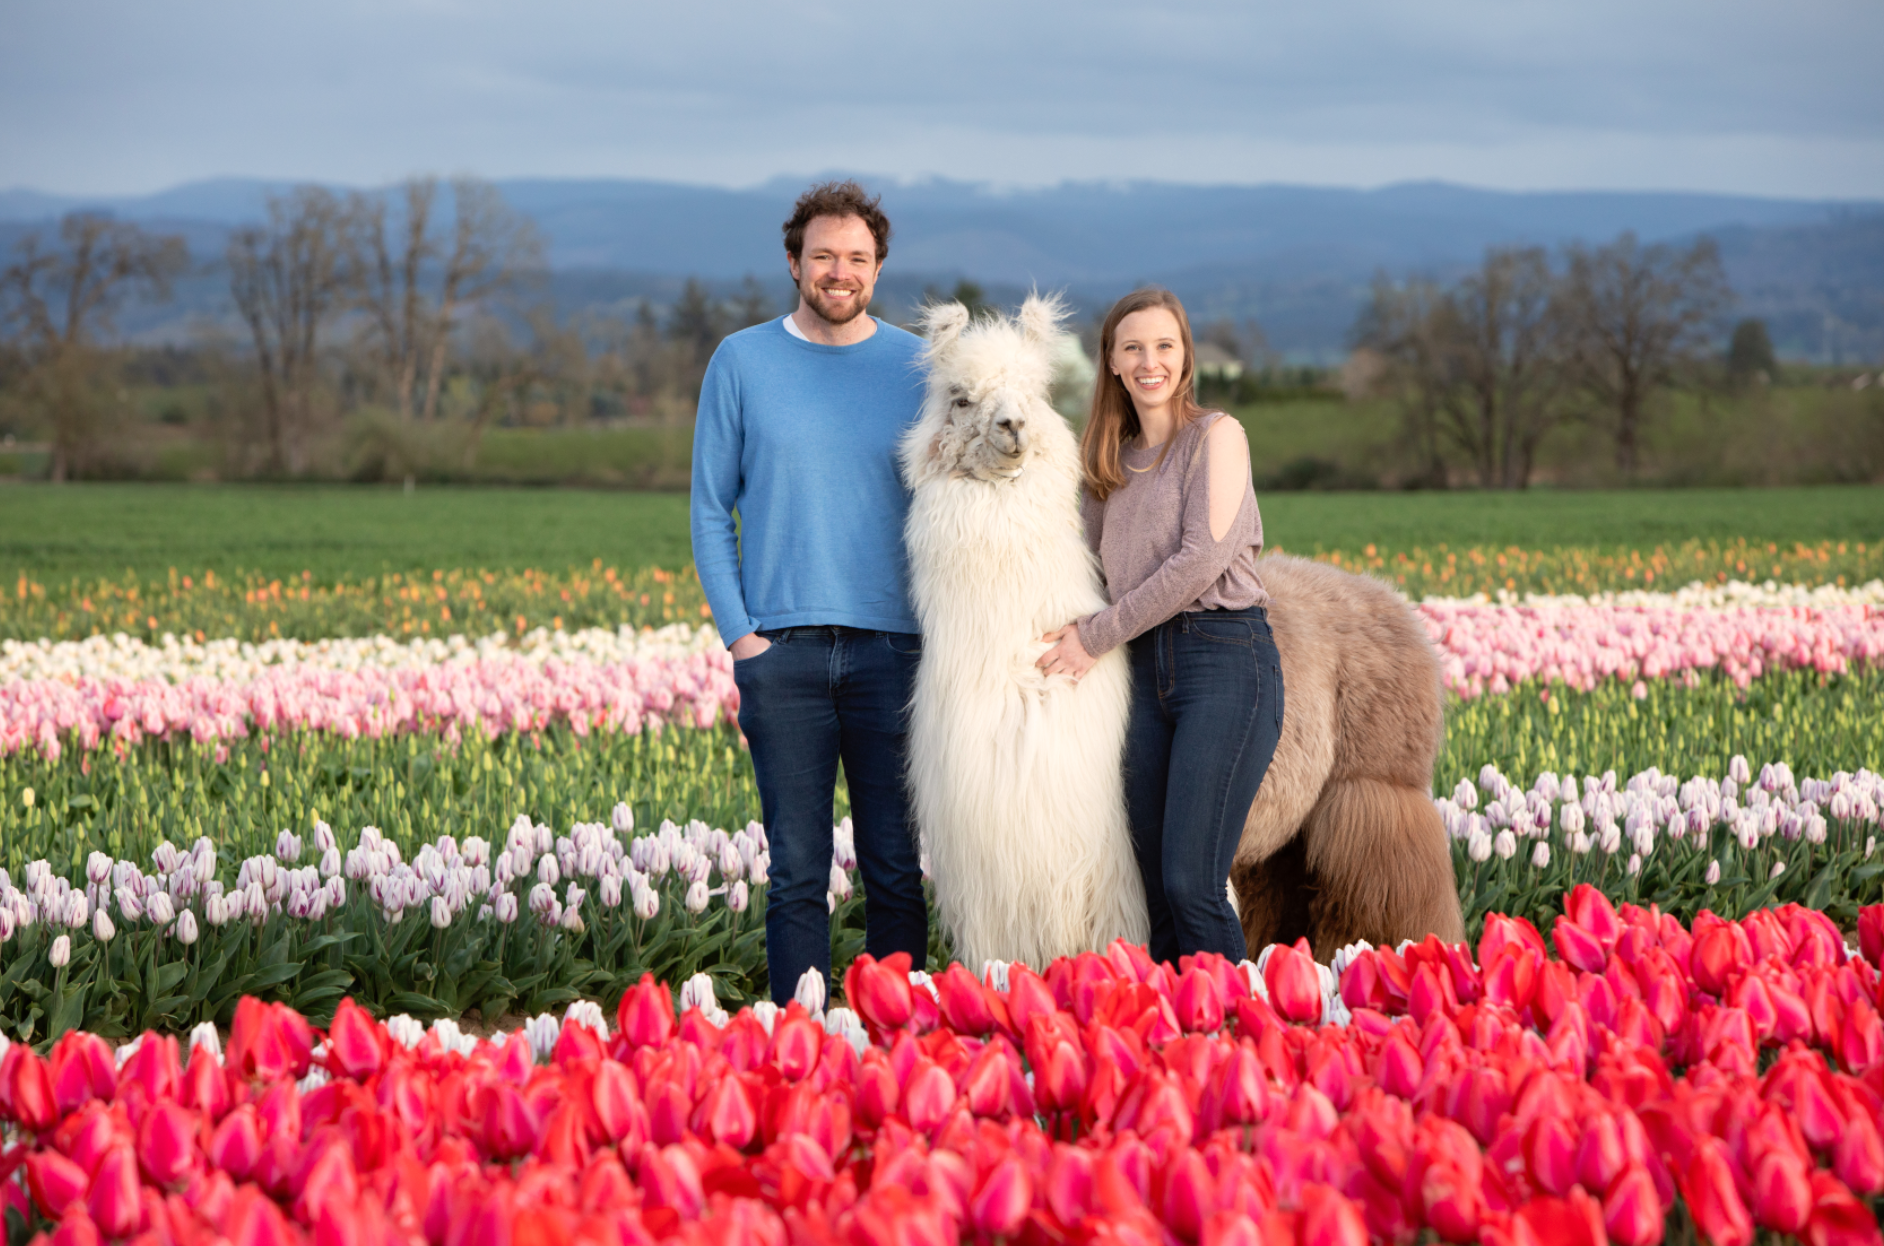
[1017, 292, 1067, 346]
[921, 301, 971, 360]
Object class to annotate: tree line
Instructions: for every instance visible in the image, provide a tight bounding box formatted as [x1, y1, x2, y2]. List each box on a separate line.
[1350, 234, 1774, 489]
[0, 177, 786, 481]
[0, 188, 1804, 490]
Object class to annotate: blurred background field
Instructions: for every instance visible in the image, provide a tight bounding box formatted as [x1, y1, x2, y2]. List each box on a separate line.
[1, 480, 1878, 588]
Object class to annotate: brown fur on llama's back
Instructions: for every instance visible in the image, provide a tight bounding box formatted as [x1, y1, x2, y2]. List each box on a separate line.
[1230, 555, 1465, 959]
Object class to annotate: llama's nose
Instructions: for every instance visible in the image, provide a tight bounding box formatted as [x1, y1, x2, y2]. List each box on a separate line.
[995, 412, 1027, 453]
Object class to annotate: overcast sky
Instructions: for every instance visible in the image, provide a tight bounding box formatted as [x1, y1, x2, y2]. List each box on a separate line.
[4, 0, 1882, 199]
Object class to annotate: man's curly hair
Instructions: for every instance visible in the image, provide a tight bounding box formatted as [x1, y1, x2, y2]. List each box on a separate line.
[782, 181, 891, 263]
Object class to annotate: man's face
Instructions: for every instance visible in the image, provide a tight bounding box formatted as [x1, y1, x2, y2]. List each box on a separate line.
[788, 214, 882, 327]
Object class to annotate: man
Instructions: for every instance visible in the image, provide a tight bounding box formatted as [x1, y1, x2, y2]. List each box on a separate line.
[690, 180, 929, 1003]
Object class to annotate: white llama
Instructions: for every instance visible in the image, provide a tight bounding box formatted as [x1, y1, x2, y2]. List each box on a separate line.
[900, 296, 1149, 971]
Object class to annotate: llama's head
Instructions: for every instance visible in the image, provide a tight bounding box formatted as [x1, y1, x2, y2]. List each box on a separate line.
[905, 294, 1075, 487]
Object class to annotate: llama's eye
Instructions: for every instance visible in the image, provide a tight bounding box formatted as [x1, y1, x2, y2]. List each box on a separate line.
[952, 397, 972, 410]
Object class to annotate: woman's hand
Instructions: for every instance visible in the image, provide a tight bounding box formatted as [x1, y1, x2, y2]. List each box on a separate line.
[1037, 624, 1097, 681]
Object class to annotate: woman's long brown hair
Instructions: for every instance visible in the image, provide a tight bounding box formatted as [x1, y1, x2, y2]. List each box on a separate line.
[1080, 287, 1206, 502]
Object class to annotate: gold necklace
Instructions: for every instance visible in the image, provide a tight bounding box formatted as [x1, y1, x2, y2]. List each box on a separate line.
[1125, 437, 1162, 473]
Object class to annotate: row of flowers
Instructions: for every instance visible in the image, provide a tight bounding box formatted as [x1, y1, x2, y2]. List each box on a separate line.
[2, 894, 1882, 1246]
[2, 756, 1881, 1043]
[3, 586, 1882, 758]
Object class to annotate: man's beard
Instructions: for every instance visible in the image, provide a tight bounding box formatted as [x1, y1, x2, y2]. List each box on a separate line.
[801, 279, 870, 326]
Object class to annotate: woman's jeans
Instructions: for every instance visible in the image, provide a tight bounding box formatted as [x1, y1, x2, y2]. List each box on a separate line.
[1125, 606, 1285, 966]
[732, 626, 928, 1003]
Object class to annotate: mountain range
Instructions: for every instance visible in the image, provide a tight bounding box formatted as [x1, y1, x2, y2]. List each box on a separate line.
[2, 177, 1879, 361]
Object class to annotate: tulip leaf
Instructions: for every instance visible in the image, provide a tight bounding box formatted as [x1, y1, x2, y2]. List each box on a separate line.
[246, 961, 306, 990]
[46, 982, 88, 1043]
[386, 991, 451, 1019]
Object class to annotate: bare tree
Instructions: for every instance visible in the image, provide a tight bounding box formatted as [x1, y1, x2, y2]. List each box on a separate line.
[227, 187, 352, 475]
[1444, 247, 1565, 489]
[350, 176, 545, 422]
[1, 214, 186, 480]
[1558, 233, 1731, 475]
[1357, 248, 1568, 489]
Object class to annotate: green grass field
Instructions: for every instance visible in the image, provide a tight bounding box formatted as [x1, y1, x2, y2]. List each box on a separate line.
[1, 481, 1877, 585]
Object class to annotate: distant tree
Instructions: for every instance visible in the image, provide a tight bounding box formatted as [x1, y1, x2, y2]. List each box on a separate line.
[667, 278, 729, 371]
[0, 213, 187, 481]
[1726, 317, 1777, 384]
[730, 275, 779, 331]
[227, 186, 353, 474]
[1356, 248, 1568, 490]
[1558, 233, 1731, 475]
[349, 176, 545, 422]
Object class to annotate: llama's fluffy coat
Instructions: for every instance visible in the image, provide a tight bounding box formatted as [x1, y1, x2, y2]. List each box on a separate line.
[900, 298, 1148, 971]
[904, 297, 1463, 969]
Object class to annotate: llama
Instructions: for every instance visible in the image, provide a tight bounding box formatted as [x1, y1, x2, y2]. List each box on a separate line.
[900, 296, 1148, 971]
[904, 296, 1464, 968]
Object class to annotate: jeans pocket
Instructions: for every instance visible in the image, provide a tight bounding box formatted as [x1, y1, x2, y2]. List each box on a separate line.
[884, 632, 923, 657]
[1191, 615, 1252, 646]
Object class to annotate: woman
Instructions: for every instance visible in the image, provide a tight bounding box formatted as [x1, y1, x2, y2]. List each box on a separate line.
[1036, 288, 1282, 966]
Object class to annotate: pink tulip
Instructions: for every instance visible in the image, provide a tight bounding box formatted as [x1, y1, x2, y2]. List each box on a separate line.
[970, 1154, 1032, 1238]
[615, 973, 676, 1049]
[86, 1145, 141, 1238]
[26, 1150, 90, 1218]
[845, 953, 917, 1035]
[1683, 1140, 1755, 1246]
[136, 1099, 198, 1186]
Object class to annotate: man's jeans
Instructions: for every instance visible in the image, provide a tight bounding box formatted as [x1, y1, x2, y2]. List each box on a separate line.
[732, 625, 929, 1003]
[1124, 606, 1285, 966]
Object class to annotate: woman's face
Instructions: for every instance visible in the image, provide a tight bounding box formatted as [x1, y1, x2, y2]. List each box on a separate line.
[1110, 307, 1185, 415]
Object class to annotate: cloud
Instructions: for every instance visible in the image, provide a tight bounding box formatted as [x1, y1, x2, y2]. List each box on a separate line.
[3, 0, 1880, 196]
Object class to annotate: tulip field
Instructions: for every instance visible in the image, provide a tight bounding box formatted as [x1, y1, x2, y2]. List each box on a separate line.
[2, 484, 1883, 1245]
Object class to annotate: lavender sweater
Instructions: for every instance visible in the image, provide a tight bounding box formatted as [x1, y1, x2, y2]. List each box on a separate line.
[1076, 412, 1268, 657]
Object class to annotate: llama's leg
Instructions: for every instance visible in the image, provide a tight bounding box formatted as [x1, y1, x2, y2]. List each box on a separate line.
[1300, 778, 1464, 960]
[1230, 833, 1314, 957]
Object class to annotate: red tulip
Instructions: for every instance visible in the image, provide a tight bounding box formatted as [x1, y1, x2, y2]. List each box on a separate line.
[481, 1082, 540, 1159]
[1833, 1108, 1884, 1195]
[1264, 941, 1323, 1025]
[52, 1208, 102, 1246]
[1837, 999, 1883, 1072]
[26, 1150, 90, 1218]
[1603, 1168, 1664, 1246]
[1683, 1139, 1754, 1246]
[208, 1104, 263, 1179]
[615, 973, 675, 1050]
[1200, 1045, 1268, 1130]
[1575, 1112, 1628, 1194]
[969, 1153, 1032, 1238]
[637, 1144, 705, 1218]
[1551, 917, 1608, 975]
[1690, 922, 1752, 998]
[700, 1070, 759, 1149]
[326, 998, 386, 1079]
[86, 1145, 142, 1238]
[1803, 1169, 1884, 1246]
[225, 1182, 298, 1246]
[1858, 905, 1883, 970]
[1176, 966, 1227, 1033]
[181, 1043, 230, 1121]
[903, 1060, 957, 1133]
[1513, 1187, 1607, 1246]
[1043, 1144, 1093, 1226]
[49, 1032, 116, 1114]
[119, 1032, 180, 1106]
[1299, 1183, 1367, 1246]
[137, 1098, 199, 1186]
[588, 1059, 642, 1145]
[1523, 1114, 1578, 1197]
[934, 963, 999, 1036]
[1340, 952, 1392, 1014]
[1034, 1037, 1089, 1114]
[1748, 1149, 1812, 1234]
[228, 997, 314, 1084]
[7, 1043, 59, 1132]
[1565, 884, 1622, 947]
[854, 1051, 900, 1125]
[845, 953, 916, 1034]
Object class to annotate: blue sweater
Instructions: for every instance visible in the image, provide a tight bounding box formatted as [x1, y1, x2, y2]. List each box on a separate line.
[690, 318, 927, 645]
